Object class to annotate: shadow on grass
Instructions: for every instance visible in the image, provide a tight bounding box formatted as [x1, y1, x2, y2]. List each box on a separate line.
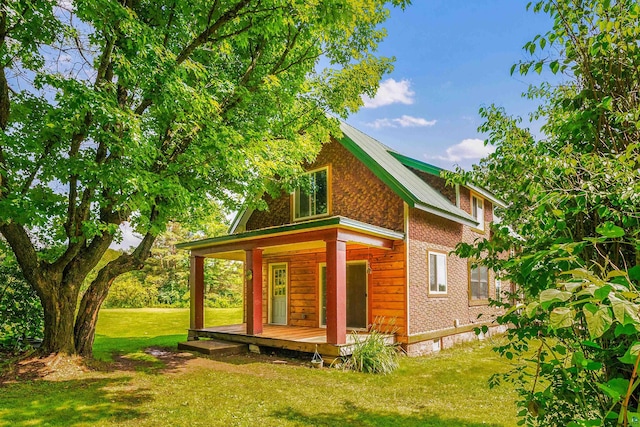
[90, 335, 201, 375]
[93, 333, 186, 361]
[0, 376, 149, 426]
[271, 401, 507, 427]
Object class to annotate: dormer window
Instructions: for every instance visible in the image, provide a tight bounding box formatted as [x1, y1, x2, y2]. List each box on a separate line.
[471, 193, 484, 231]
[294, 167, 329, 220]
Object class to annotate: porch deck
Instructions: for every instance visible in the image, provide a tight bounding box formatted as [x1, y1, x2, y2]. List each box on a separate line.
[189, 324, 395, 358]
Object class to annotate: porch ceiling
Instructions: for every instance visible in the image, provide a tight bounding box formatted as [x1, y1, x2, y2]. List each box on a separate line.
[176, 215, 404, 258]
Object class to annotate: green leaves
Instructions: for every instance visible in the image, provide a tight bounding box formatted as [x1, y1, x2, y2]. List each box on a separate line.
[610, 295, 640, 326]
[549, 306, 573, 329]
[453, 0, 640, 425]
[597, 378, 629, 401]
[583, 303, 612, 339]
[596, 222, 625, 238]
[540, 288, 571, 309]
[618, 342, 640, 365]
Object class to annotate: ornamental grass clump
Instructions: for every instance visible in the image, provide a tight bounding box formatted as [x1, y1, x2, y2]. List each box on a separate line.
[341, 318, 400, 374]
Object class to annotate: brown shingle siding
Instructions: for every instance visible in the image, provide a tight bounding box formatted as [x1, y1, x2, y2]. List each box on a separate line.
[411, 169, 457, 205]
[246, 192, 290, 231]
[245, 139, 405, 232]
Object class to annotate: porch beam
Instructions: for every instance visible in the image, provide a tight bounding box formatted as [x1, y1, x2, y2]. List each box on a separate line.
[245, 248, 263, 335]
[190, 227, 396, 257]
[326, 238, 347, 344]
[190, 255, 205, 330]
[336, 229, 394, 249]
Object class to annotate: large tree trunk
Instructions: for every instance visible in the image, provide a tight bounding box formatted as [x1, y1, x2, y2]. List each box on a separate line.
[74, 234, 157, 356]
[41, 284, 80, 354]
[74, 277, 114, 357]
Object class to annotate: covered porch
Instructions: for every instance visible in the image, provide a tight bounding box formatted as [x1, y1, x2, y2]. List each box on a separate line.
[176, 216, 405, 352]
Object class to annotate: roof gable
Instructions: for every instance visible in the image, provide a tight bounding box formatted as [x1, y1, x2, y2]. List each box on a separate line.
[230, 121, 490, 233]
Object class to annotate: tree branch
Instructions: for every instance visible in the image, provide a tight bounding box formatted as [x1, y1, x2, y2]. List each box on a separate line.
[174, 0, 252, 65]
[0, 223, 42, 289]
[0, 6, 10, 131]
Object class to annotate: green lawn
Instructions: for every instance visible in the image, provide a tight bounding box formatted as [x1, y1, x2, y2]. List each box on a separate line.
[92, 307, 243, 361]
[0, 308, 519, 427]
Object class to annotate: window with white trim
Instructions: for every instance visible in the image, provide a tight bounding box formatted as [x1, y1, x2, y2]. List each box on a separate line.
[294, 167, 328, 220]
[495, 278, 502, 299]
[429, 252, 447, 294]
[472, 194, 484, 230]
[470, 265, 489, 300]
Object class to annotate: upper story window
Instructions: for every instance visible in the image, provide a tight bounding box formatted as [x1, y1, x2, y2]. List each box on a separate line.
[428, 252, 447, 294]
[294, 167, 329, 220]
[471, 194, 484, 231]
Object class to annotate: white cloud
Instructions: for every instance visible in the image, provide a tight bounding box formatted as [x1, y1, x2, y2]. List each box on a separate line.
[362, 78, 415, 108]
[367, 115, 437, 129]
[394, 115, 436, 127]
[428, 138, 495, 162]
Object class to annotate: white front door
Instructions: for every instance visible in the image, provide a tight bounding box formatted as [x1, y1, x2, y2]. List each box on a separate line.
[270, 263, 287, 325]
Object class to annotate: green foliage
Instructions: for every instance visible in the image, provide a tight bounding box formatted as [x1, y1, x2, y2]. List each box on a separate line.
[339, 319, 400, 374]
[0, 250, 43, 351]
[445, 1, 640, 425]
[101, 221, 243, 309]
[103, 276, 157, 308]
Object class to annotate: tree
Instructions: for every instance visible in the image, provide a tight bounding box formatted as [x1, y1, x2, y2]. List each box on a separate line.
[103, 219, 243, 308]
[447, 1, 640, 425]
[0, 0, 409, 356]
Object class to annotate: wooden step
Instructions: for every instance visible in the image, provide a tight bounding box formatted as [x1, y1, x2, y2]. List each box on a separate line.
[178, 339, 248, 357]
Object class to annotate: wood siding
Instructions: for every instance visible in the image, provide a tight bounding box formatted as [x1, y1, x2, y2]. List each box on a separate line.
[260, 242, 407, 337]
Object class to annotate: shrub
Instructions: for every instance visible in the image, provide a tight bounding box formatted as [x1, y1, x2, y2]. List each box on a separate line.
[103, 276, 157, 308]
[0, 255, 44, 351]
[340, 318, 400, 374]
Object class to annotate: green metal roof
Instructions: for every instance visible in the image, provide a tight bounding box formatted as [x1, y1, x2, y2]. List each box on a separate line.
[388, 148, 505, 208]
[227, 121, 489, 234]
[338, 122, 478, 227]
[388, 151, 443, 176]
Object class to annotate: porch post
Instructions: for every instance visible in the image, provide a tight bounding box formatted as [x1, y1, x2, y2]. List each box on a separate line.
[189, 255, 205, 330]
[326, 238, 347, 344]
[245, 248, 263, 335]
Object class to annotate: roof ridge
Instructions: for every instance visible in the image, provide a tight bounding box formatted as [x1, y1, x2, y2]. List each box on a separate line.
[339, 120, 399, 154]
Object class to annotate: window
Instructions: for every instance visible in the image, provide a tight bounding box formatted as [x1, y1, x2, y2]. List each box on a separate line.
[294, 167, 329, 220]
[470, 265, 489, 301]
[495, 278, 502, 299]
[429, 252, 447, 294]
[471, 194, 484, 231]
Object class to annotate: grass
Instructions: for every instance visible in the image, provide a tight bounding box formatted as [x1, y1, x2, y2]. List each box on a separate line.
[0, 308, 519, 426]
[92, 307, 242, 361]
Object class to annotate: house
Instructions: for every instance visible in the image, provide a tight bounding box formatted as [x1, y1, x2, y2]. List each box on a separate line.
[177, 121, 507, 357]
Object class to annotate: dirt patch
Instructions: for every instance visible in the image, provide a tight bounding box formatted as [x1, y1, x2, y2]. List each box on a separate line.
[172, 348, 318, 375]
[0, 353, 88, 384]
[1, 346, 322, 384]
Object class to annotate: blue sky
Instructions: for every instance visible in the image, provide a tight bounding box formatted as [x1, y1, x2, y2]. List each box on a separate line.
[349, 0, 554, 170]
